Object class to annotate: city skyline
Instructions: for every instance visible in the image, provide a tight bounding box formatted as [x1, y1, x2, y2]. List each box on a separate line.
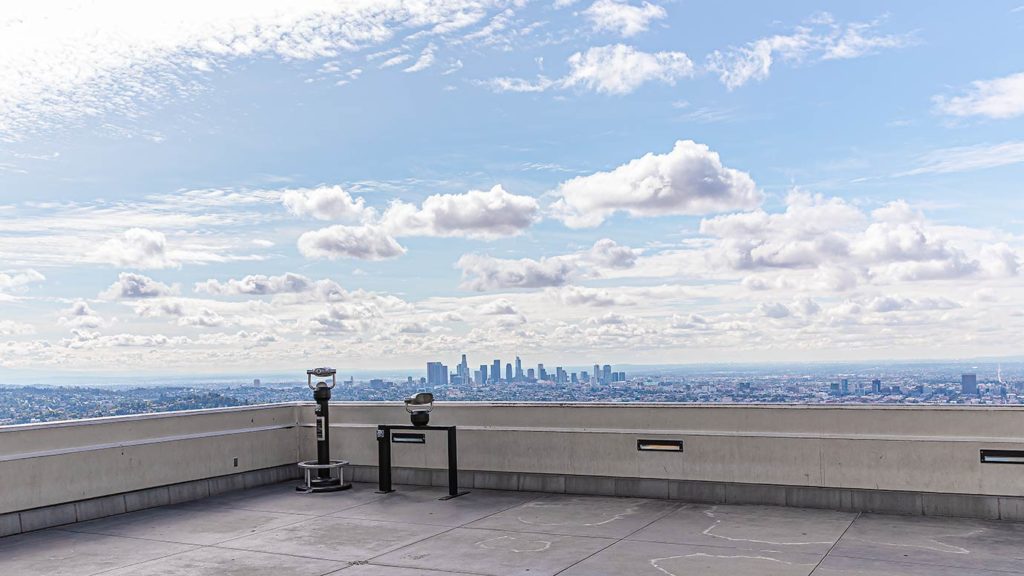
[2, 2, 1024, 376]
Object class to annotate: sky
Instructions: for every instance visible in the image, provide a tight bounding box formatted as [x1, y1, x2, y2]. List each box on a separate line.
[1, 1, 1023, 379]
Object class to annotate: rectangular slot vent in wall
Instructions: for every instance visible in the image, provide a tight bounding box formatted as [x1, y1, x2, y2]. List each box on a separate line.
[980, 449, 1024, 464]
[392, 432, 427, 444]
[637, 439, 684, 452]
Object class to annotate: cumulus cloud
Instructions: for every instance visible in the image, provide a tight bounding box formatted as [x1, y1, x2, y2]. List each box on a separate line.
[0, 320, 35, 336]
[0, 269, 45, 293]
[706, 14, 913, 89]
[479, 298, 520, 315]
[552, 140, 761, 228]
[583, 0, 667, 38]
[101, 272, 177, 299]
[196, 272, 313, 295]
[381, 185, 539, 239]
[483, 44, 692, 95]
[934, 72, 1024, 119]
[562, 44, 693, 94]
[297, 225, 406, 260]
[58, 300, 107, 330]
[549, 285, 634, 306]
[457, 254, 576, 291]
[91, 228, 177, 269]
[281, 186, 370, 221]
[177, 308, 225, 328]
[588, 238, 640, 268]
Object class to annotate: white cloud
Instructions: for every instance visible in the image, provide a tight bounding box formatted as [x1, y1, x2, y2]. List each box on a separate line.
[90, 228, 177, 269]
[196, 272, 313, 295]
[934, 72, 1024, 119]
[457, 253, 577, 291]
[0, 320, 35, 336]
[0, 1, 494, 138]
[483, 44, 692, 95]
[0, 269, 45, 292]
[706, 14, 913, 89]
[58, 300, 107, 330]
[583, 0, 667, 38]
[588, 238, 640, 268]
[281, 186, 370, 221]
[178, 308, 225, 328]
[479, 298, 520, 315]
[297, 225, 406, 260]
[897, 141, 1024, 176]
[101, 272, 177, 299]
[403, 43, 437, 73]
[381, 185, 539, 240]
[549, 285, 634, 306]
[380, 54, 413, 69]
[562, 44, 693, 94]
[552, 140, 761, 228]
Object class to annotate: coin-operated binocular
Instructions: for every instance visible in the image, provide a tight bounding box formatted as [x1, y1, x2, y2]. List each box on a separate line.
[404, 392, 434, 426]
[296, 367, 351, 493]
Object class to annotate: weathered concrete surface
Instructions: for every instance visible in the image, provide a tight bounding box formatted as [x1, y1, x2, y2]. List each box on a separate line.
[2, 481, 1024, 576]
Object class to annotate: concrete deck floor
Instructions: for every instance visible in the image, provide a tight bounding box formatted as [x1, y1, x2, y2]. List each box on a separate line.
[2, 481, 1024, 576]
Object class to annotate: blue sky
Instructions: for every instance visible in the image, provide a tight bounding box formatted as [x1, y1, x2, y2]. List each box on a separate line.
[1, 1, 1023, 378]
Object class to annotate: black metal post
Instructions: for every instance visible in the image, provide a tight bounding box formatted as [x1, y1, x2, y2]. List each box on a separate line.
[377, 425, 394, 493]
[314, 384, 331, 479]
[447, 426, 458, 497]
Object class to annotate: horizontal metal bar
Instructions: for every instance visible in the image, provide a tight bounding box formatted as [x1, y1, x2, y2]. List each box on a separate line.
[980, 450, 1024, 464]
[392, 433, 426, 444]
[638, 439, 684, 452]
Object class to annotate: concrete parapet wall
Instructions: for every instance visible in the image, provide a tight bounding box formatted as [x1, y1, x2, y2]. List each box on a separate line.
[3, 402, 1024, 518]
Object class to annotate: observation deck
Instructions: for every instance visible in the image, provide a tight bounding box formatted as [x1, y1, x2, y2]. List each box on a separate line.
[2, 402, 1023, 575]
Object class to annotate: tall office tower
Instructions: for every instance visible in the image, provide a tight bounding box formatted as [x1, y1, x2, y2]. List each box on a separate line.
[473, 370, 481, 385]
[603, 365, 612, 384]
[492, 360, 501, 384]
[527, 368, 535, 380]
[514, 356, 523, 382]
[538, 364, 547, 381]
[841, 379, 849, 394]
[962, 373, 978, 395]
[505, 363, 513, 382]
[479, 365, 488, 385]
[571, 372, 578, 384]
[460, 354, 470, 385]
[556, 367, 566, 384]
[593, 364, 600, 383]
[581, 370, 589, 383]
[427, 362, 449, 387]
[872, 379, 881, 394]
[427, 362, 443, 386]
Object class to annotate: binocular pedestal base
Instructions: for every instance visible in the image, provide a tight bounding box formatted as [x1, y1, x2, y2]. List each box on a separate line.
[296, 459, 352, 493]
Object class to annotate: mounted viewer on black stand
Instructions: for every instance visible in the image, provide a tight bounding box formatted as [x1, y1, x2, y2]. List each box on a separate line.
[297, 366, 351, 493]
[376, 392, 469, 500]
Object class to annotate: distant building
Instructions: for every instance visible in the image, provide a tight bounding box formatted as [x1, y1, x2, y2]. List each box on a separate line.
[527, 368, 535, 380]
[962, 374, 978, 395]
[479, 365, 488, 385]
[492, 360, 501, 384]
[515, 356, 523, 382]
[841, 379, 849, 394]
[593, 364, 600, 383]
[253, 379, 260, 386]
[872, 379, 881, 394]
[571, 372, 578, 384]
[427, 362, 448, 387]
[603, 365, 612, 384]
[505, 363, 513, 382]
[581, 370, 589, 383]
[538, 364, 547, 381]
